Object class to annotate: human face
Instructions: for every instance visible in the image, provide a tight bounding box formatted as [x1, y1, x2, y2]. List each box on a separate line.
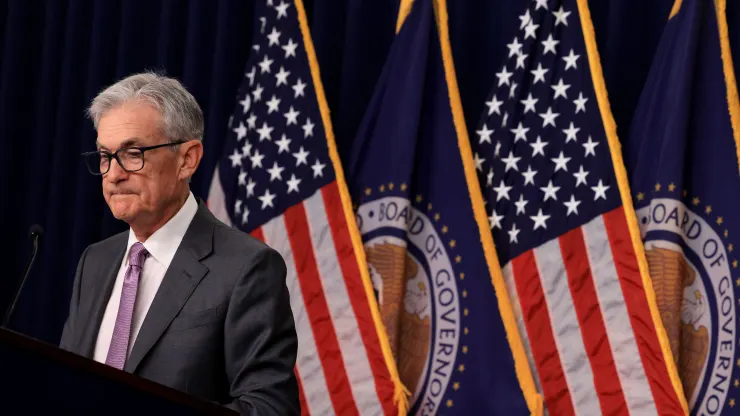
[96, 102, 184, 227]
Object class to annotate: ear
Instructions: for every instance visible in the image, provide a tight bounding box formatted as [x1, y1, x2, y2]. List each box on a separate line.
[177, 140, 204, 181]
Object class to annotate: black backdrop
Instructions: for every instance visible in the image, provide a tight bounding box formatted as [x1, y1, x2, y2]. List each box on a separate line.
[1, 0, 738, 346]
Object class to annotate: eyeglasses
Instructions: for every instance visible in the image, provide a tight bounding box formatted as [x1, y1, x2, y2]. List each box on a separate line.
[81, 141, 185, 175]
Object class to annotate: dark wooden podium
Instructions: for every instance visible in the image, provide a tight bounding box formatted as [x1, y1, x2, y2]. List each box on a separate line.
[0, 328, 236, 414]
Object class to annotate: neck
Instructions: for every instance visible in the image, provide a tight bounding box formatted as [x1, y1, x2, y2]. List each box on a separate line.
[131, 190, 190, 242]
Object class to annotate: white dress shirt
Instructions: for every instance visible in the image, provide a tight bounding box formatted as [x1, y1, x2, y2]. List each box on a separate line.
[93, 192, 199, 364]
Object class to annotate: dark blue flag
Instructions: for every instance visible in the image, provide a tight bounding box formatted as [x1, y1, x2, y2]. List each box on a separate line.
[347, 0, 540, 414]
[624, 0, 740, 414]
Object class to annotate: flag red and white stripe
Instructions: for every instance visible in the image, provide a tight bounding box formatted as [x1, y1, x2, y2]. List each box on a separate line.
[502, 207, 681, 415]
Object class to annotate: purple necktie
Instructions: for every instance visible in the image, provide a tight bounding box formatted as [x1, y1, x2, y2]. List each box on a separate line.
[105, 242, 149, 370]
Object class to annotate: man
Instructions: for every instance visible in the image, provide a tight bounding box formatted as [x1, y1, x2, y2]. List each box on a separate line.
[59, 72, 299, 415]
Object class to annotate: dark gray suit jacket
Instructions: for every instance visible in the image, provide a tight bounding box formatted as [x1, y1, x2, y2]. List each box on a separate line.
[59, 199, 299, 415]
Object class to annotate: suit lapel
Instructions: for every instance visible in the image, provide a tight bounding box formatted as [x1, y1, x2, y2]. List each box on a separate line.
[80, 240, 126, 358]
[124, 201, 214, 373]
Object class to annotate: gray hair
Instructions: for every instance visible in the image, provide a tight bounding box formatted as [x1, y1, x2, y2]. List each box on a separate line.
[87, 71, 204, 143]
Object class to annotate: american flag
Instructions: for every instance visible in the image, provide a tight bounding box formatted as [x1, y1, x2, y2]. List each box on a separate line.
[472, 0, 686, 414]
[207, 0, 400, 414]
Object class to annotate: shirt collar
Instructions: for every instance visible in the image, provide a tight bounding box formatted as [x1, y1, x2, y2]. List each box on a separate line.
[124, 192, 199, 269]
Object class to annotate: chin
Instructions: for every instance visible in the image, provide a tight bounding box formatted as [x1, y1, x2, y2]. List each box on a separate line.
[107, 196, 141, 222]
[110, 207, 136, 222]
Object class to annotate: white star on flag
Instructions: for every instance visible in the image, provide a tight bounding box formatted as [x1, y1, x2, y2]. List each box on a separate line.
[258, 189, 276, 209]
[563, 49, 580, 70]
[233, 122, 248, 140]
[507, 37, 523, 57]
[284, 106, 300, 125]
[258, 55, 274, 73]
[302, 118, 315, 137]
[293, 78, 306, 97]
[311, 159, 326, 178]
[286, 173, 301, 193]
[583, 136, 599, 157]
[564, 195, 581, 216]
[515, 194, 528, 215]
[486, 95, 503, 115]
[282, 39, 298, 58]
[522, 165, 537, 185]
[267, 28, 281, 46]
[275, 134, 291, 153]
[521, 93, 538, 113]
[293, 146, 310, 166]
[490, 210, 504, 229]
[267, 161, 285, 182]
[541, 34, 559, 55]
[511, 122, 530, 142]
[530, 208, 550, 230]
[257, 122, 274, 141]
[540, 180, 560, 201]
[275, 67, 290, 86]
[531, 63, 549, 84]
[477, 124, 494, 143]
[502, 151, 522, 172]
[562, 122, 580, 142]
[494, 180, 513, 201]
[573, 165, 589, 187]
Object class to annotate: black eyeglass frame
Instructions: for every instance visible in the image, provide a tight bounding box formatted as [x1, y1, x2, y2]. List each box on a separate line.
[81, 140, 186, 175]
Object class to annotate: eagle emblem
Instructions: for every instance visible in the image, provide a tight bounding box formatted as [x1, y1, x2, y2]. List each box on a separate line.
[366, 241, 431, 395]
[647, 247, 709, 400]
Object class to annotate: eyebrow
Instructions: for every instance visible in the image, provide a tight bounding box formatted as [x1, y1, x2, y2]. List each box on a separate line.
[96, 137, 145, 151]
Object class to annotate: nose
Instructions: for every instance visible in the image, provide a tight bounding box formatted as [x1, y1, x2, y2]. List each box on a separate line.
[104, 158, 128, 183]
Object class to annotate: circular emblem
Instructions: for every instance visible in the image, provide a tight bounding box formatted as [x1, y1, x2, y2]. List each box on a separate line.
[636, 197, 738, 414]
[356, 195, 462, 412]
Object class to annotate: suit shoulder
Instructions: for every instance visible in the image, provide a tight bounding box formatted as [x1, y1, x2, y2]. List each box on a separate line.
[211, 221, 274, 257]
[85, 230, 128, 256]
[209, 222, 288, 281]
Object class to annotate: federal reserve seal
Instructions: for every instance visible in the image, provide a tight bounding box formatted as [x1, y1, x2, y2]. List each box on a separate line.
[636, 190, 740, 414]
[356, 189, 467, 414]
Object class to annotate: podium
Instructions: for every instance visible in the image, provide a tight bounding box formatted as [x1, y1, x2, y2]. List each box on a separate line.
[0, 328, 237, 414]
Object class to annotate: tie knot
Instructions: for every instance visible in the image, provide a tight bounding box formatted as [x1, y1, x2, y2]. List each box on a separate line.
[129, 242, 149, 267]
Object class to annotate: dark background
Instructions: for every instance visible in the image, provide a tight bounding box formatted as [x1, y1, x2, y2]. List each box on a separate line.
[0, 0, 737, 345]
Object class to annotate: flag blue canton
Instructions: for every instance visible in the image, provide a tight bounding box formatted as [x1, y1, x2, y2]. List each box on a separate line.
[474, 0, 621, 264]
[217, 0, 333, 232]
